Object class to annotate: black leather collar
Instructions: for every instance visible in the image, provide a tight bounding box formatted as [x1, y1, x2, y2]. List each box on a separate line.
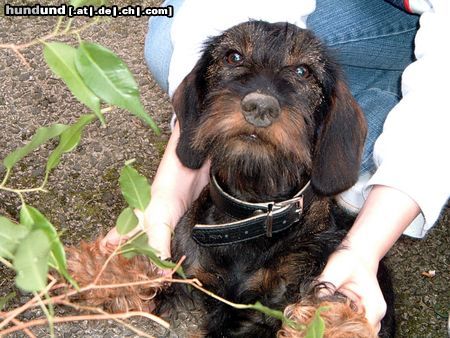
[192, 175, 315, 246]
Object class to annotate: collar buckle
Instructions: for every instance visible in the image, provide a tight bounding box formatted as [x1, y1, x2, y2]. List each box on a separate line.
[273, 195, 304, 210]
[265, 203, 274, 237]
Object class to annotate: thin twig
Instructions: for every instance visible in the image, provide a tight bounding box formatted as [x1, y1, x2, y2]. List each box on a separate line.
[33, 292, 54, 338]
[0, 311, 169, 336]
[0, 17, 101, 67]
[53, 17, 64, 35]
[0, 278, 57, 330]
[0, 256, 13, 269]
[82, 278, 165, 291]
[59, 301, 158, 338]
[0, 185, 48, 194]
[91, 230, 135, 285]
[0, 312, 37, 338]
[0, 168, 11, 187]
[173, 278, 251, 310]
[170, 255, 186, 276]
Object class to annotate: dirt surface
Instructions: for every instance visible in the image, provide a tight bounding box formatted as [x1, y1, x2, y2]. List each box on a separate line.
[0, 1, 448, 337]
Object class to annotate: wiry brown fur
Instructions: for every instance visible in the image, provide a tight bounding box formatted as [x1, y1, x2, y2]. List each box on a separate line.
[65, 238, 163, 313]
[278, 296, 378, 338]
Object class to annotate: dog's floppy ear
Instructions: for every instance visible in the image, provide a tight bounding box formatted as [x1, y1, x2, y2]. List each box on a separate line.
[172, 60, 209, 169]
[311, 80, 367, 196]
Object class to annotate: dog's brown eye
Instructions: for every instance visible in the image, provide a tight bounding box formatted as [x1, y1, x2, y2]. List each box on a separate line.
[225, 51, 244, 65]
[295, 65, 310, 78]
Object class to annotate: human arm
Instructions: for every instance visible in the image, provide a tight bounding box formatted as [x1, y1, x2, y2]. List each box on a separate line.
[103, 123, 210, 259]
[367, 0, 449, 238]
[141, 122, 210, 259]
[320, 185, 421, 330]
[321, 0, 450, 331]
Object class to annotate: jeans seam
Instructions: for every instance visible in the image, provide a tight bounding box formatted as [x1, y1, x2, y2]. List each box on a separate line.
[327, 27, 418, 47]
[361, 150, 375, 173]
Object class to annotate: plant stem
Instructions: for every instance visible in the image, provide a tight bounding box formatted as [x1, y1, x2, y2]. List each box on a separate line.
[0, 279, 56, 330]
[0, 168, 11, 187]
[52, 17, 64, 35]
[33, 292, 54, 338]
[0, 186, 48, 194]
[62, 18, 74, 33]
[0, 17, 100, 53]
[0, 256, 13, 269]
[91, 237, 124, 285]
[59, 301, 159, 338]
[0, 312, 36, 338]
[0, 311, 167, 336]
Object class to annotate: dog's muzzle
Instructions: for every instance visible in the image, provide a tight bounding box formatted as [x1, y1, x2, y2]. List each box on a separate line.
[241, 92, 280, 127]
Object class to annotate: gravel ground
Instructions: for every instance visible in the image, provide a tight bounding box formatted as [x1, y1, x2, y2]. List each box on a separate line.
[0, 1, 448, 337]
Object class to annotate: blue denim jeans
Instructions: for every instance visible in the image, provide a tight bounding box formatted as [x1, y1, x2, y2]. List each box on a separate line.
[144, 0, 419, 174]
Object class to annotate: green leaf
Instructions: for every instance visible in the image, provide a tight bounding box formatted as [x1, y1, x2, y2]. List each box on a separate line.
[46, 114, 96, 173]
[75, 41, 160, 134]
[247, 301, 304, 331]
[121, 233, 185, 278]
[2, 124, 69, 170]
[20, 205, 78, 289]
[13, 229, 51, 292]
[305, 307, 328, 338]
[121, 232, 156, 259]
[0, 216, 30, 259]
[119, 164, 151, 211]
[44, 42, 104, 124]
[116, 207, 139, 235]
[20, 204, 34, 230]
[0, 292, 16, 310]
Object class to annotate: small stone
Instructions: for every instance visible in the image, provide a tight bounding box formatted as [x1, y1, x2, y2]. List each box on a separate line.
[98, 159, 110, 172]
[19, 73, 30, 81]
[89, 155, 98, 166]
[102, 191, 115, 206]
[37, 71, 46, 80]
[32, 89, 43, 100]
[72, 163, 82, 172]
[92, 142, 102, 152]
[31, 167, 44, 178]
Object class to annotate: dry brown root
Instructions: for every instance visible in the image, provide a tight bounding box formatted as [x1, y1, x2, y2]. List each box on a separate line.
[278, 296, 378, 338]
[64, 237, 165, 313]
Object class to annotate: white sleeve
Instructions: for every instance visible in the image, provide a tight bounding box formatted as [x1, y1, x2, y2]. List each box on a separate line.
[167, 0, 316, 97]
[366, 0, 450, 238]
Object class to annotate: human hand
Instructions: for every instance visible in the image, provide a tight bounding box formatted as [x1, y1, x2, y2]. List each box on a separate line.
[318, 248, 386, 333]
[102, 193, 182, 259]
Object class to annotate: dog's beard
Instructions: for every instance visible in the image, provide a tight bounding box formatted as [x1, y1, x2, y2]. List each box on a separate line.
[209, 142, 308, 202]
[192, 93, 313, 202]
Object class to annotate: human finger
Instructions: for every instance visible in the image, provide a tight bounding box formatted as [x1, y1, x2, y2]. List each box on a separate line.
[101, 221, 142, 248]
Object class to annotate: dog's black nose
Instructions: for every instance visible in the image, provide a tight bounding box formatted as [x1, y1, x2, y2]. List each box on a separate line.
[241, 92, 281, 127]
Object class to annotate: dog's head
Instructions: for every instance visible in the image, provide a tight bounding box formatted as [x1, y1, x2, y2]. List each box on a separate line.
[173, 21, 367, 198]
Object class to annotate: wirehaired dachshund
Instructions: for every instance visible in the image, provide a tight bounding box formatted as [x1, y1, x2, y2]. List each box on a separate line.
[159, 20, 395, 338]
